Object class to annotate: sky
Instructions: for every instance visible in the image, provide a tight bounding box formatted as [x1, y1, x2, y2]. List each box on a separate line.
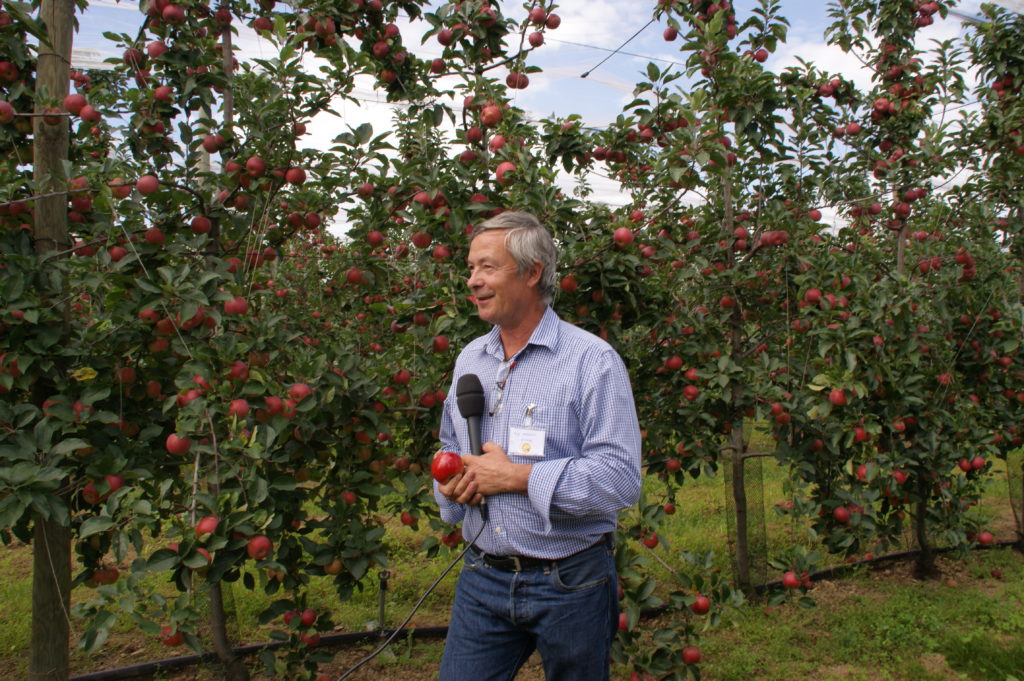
[72, 0, 1014, 213]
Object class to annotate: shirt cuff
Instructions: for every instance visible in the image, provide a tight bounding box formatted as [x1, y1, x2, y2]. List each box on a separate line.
[433, 481, 466, 525]
[526, 457, 571, 534]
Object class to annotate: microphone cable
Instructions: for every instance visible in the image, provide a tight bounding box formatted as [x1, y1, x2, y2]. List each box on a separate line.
[335, 519, 486, 680]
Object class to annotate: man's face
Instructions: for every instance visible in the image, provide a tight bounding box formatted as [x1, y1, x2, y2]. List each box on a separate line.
[466, 229, 541, 328]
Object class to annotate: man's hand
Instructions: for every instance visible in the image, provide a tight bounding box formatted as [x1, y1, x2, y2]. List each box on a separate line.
[462, 442, 532, 496]
[434, 444, 532, 504]
[434, 450, 483, 506]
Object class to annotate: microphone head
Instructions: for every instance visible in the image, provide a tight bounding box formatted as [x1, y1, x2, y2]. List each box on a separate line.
[456, 373, 485, 418]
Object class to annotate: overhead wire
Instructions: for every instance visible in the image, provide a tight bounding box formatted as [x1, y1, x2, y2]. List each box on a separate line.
[579, 18, 658, 79]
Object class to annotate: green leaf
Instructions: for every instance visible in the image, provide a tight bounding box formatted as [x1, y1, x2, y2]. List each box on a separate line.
[53, 438, 90, 455]
[0, 494, 27, 530]
[145, 548, 180, 573]
[270, 476, 297, 491]
[5, 2, 52, 47]
[80, 516, 115, 538]
[355, 123, 373, 145]
[79, 610, 116, 653]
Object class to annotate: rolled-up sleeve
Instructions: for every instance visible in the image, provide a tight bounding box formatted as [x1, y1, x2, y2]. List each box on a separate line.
[527, 348, 641, 532]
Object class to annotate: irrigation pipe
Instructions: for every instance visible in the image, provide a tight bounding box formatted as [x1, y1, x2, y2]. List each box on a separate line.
[68, 540, 1021, 681]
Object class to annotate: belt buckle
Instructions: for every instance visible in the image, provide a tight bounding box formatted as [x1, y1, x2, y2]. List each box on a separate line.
[509, 555, 523, 571]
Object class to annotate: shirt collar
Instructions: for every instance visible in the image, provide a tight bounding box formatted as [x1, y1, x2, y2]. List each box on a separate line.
[482, 306, 560, 360]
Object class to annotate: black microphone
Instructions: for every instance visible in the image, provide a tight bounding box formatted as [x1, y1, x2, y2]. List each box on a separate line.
[456, 373, 485, 455]
[456, 373, 488, 523]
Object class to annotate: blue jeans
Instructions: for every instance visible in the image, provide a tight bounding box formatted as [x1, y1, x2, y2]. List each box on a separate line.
[437, 540, 619, 681]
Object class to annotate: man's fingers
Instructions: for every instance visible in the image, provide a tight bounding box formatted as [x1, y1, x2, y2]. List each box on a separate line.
[455, 479, 479, 504]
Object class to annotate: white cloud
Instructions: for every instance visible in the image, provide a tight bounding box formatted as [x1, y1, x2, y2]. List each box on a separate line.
[88, 0, 141, 10]
[540, 0, 652, 54]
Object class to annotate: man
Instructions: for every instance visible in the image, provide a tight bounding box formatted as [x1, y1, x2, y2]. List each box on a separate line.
[433, 211, 642, 681]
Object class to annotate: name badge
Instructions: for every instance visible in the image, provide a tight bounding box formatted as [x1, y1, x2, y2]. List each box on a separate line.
[509, 426, 545, 458]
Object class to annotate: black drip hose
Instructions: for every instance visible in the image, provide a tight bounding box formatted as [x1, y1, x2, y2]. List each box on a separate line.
[68, 540, 1021, 681]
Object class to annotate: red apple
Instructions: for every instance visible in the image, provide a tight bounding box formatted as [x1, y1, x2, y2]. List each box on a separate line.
[224, 296, 248, 315]
[191, 216, 212, 234]
[431, 451, 464, 483]
[246, 534, 273, 560]
[196, 516, 219, 538]
[136, 175, 160, 195]
[495, 161, 516, 185]
[63, 93, 86, 115]
[289, 383, 313, 402]
[144, 227, 165, 245]
[613, 227, 634, 247]
[480, 104, 502, 127]
[245, 156, 266, 177]
[159, 626, 184, 646]
[228, 399, 249, 418]
[165, 433, 191, 455]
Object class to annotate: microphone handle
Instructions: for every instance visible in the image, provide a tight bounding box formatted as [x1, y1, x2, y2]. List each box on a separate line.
[466, 415, 482, 456]
[465, 415, 487, 522]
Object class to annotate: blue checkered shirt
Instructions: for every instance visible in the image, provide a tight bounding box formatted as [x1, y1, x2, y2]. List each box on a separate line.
[434, 306, 642, 559]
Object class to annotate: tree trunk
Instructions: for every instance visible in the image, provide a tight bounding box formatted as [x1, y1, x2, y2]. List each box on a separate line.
[912, 479, 937, 579]
[208, 582, 249, 681]
[729, 428, 751, 593]
[29, 517, 72, 681]
[29, 1, 75, 680]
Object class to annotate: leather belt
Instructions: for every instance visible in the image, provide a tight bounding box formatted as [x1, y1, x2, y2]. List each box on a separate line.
[471, 533, 613, 572]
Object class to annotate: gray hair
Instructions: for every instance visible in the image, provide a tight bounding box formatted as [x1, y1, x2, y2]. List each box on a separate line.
[472, 211, 558, 304]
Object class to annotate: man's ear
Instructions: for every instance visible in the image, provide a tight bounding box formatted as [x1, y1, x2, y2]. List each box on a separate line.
[526, 260, 543, 289]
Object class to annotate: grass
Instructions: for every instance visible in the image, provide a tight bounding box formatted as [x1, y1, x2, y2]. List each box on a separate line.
[0, 447, 1021, 680]
[698, 546, 1024, 681]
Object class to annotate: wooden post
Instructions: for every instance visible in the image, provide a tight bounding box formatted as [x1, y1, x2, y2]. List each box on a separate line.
[30, 1, 75, 680]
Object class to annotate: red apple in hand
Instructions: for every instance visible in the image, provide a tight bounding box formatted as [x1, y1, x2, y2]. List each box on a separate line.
[431, 451, 464, 483]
